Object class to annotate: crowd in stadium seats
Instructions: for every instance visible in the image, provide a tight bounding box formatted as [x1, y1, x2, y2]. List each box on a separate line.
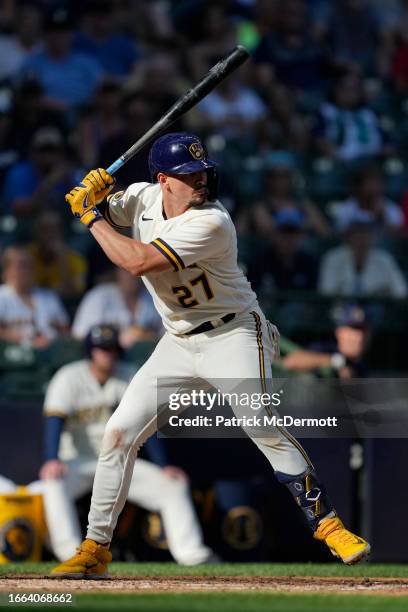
[0, 0, 407, 372]
[0, 245, 69, 347]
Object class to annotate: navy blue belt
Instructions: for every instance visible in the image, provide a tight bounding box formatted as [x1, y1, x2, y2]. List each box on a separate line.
[185, 313, 236, 336]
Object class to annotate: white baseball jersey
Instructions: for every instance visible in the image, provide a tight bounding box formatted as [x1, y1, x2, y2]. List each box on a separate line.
[0, 284, 68, 342]
[106, 183, 257, 334]
[43, 360, 133, 461]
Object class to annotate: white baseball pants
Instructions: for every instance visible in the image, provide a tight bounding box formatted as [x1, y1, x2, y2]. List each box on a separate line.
[87, 307, 312, 545]
[26, 458, 212, 564]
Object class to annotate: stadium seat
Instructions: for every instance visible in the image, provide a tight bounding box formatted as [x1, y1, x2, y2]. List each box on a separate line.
[238, 155, 263, 201]
[382, 158, 408, 200]
[377, 237, 408, 279]
[366, 84, 397, 116]
[304, 158, 350, 204]
[0, 216, 19, 249]
[36, 338, 84, 375]
[0, 338, 84, 380]
[0, 369, 49, 402]
[296, 90, 325, 115]
[237, 234, 267, 271]
[0, 341, 36, 371]
[124, 341, 157, 368]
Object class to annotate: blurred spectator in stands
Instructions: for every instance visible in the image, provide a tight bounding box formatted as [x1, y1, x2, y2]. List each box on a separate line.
[330, 165, 404, 235]
[253, 0, 329, 93]
[127, 0, 176, 45]
[196, 76, 267, 141]
[400, 189, 408, 233]
[85, 237, 117, 288]
[251, 151, 330, 237]
[2, 126, 78, 217]
[260, 83, 311, 155]
[99, 91, 151, 187]
[76, 79, 124, 168]
[308, 0, 335, 42]
[372, 0, 407, 34]
[391, 2, 408, 93]
[248, 209, 319, 294]
[0, 0, 15, 29]
[20, 7, 102, 113]
[28, 211, 87, 298]
[375, 0, 408, 78]
[318, 210, 407, 298]
[0, 246, 69, 347]
[282, 303, 371, 378]
[392, 39, 408, 93]
[0, 87, 18, 184]
[74, 0, 140, 78]
[315, 0, 382, 74]
[243, 0, 279, 40]
[72, 267, 162, 346]
[314, 71, 392, 162]
[132, 52, 185, 122]
[11, 79, 66, 157]
[0, 2, 42, 82]
[179, 2, 237, 81]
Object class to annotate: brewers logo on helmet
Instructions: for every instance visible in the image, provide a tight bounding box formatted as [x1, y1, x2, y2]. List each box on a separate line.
[189, 142, 204, 160]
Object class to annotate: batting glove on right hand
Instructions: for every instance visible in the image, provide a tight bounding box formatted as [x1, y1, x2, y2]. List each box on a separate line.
[65, 168, 115, 228]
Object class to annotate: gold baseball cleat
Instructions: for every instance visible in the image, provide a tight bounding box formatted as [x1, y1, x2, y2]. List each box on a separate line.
[314, 516, 371, 565]
[50, 539, 112, 579]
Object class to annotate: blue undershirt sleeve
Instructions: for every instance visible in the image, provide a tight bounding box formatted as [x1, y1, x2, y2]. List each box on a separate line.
[44, 416, 65, 461]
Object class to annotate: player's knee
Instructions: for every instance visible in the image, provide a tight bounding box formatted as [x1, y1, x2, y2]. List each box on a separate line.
[100, 426, 129, 455]
[255, 435, 284, 448]
[163, 475, 189, 499]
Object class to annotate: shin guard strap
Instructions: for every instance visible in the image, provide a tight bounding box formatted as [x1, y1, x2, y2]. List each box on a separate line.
[275, 468, 335, 531]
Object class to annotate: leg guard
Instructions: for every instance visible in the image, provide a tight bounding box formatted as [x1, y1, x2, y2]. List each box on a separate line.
[275, 468, 335, 532]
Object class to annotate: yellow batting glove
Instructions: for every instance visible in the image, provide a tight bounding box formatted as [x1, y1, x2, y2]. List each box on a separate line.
[80, 168, 115, 204]
[65, 168, 115, 227]
[65, 184, 102, 227]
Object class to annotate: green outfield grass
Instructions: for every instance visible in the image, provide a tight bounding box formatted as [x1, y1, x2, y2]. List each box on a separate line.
[1, 561, 408, 578]
[1, 563, 408, 612]
[2, 592, 408, 612]
[47, 593, 408, 612]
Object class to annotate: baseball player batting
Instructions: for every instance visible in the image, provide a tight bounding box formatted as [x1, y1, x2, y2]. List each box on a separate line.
[51, 132, 370, 578]
[38, 324, 216, 565]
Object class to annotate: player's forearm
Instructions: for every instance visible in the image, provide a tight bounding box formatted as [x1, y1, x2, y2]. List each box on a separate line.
[0, 326, 24, 344]
[90, 218, 169, 276]
[66, 170, 169, 275]
[282, 350, 332, 371]
[89, 219, 146, 275]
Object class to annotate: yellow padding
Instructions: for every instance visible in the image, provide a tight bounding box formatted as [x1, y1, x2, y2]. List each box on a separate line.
[0, 487, 45, 563]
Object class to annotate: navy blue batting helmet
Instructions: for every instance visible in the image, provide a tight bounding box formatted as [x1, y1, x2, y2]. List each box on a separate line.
[149, 132, 217, 179]
[85, 324, 122, 357]
[332, 304, 369, 330]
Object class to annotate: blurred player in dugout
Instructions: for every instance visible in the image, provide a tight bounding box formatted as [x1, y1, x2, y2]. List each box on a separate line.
[282, 304, 371, 378]
[36, 324, 216, 565]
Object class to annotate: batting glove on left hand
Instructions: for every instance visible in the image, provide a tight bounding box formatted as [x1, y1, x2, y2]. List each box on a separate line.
[65, 168, 115, 228]
[81, 168, 116, 204]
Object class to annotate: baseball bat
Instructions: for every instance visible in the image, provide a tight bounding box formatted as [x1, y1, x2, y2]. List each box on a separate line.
[106, 45, 249, 175]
